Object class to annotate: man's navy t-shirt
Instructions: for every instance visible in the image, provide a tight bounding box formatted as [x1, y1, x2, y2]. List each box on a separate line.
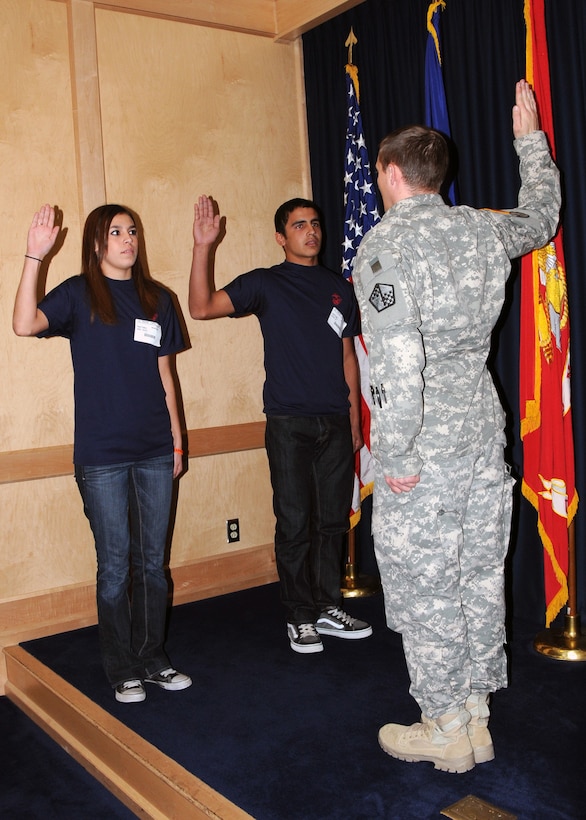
[224, 261, 360, 416]
[38, 275, 184, 465]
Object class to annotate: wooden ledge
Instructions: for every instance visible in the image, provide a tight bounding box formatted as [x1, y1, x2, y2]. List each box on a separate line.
[5, 646, 253, 818]
[0, 421, 266, 485]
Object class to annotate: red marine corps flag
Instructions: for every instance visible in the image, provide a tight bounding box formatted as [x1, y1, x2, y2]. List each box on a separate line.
[520, 0, 578, 627]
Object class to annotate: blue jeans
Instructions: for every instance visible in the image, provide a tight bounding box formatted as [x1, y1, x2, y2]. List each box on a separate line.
[75, 454, 173, 686]
[265, 415, 354, 624]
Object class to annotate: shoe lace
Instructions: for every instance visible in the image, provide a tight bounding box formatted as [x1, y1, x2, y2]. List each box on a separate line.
[326, 607, 355, 626]
[298, 623, 319, 638]
[159, 668, 177, 679]
[121, 679, 142, 690]
[403, 721, 434, 740]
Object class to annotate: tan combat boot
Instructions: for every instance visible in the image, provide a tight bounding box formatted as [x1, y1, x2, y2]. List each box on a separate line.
[465, 692, 494, 763]
[378, 710, 475, 773]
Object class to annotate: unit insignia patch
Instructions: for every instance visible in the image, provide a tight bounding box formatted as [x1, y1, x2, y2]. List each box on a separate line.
[369, 283, 396, 312]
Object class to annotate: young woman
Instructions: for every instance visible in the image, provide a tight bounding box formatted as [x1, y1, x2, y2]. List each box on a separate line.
[13, 203, 191, 703]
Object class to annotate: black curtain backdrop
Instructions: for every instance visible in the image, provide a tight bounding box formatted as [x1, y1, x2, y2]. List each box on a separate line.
[302, 0, 586, 623]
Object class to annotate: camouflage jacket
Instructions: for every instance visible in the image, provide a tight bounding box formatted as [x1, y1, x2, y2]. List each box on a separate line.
[353, 131, 561, 478]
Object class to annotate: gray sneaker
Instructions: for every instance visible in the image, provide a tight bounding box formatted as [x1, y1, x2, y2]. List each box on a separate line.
[145, 668, 192, 690]
[316, 607, 373, 639]
[287, 622, 324, 654]
[115, 679, 146, 703]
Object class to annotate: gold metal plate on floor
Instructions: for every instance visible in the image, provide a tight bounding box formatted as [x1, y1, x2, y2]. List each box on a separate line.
[441, 794, 517, 820]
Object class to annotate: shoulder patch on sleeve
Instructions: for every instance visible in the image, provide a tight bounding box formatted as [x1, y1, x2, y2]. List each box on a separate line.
[362, 250, 420, 330]
[369, 281, 396, 312]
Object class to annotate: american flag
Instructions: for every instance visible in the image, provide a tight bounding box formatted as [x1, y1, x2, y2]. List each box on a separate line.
[342, 61, 380, 526]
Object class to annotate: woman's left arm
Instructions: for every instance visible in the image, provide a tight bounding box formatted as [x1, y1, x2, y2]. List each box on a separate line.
[158, 354, 184, 478]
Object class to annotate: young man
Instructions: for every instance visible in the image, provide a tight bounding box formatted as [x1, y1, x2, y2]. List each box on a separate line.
[189, 196, 372, 653]
[353, 81, 560, 771]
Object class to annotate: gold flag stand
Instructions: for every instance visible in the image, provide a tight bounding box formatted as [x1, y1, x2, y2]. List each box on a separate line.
[341, 527, 380, 598]
[534, 520, 586, 661]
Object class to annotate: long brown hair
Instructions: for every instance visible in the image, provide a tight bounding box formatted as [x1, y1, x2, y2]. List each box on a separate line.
[81, 204, 160, 324]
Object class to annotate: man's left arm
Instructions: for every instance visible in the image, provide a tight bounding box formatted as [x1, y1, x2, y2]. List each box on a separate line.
[343, 336, 363, 453]
[353, 243, 425, 488]
[488, 80, 561, 258]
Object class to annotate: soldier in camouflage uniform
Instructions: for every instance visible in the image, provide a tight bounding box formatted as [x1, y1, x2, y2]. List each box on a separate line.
[353, 81, 560, 773]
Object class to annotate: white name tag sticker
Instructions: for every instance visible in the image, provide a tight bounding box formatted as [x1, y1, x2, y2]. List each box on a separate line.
[134, 318, 162, 347]
[327, 306, 347, 337]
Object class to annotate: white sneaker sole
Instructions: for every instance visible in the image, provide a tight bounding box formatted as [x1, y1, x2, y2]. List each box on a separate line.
[144, 678, 192, 691]
[115, 690, 146, 703]
[315, 623, 373, 639]
[289, 640, 323, 654]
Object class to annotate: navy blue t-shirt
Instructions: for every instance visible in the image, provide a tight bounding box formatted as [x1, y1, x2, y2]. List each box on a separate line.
[38, 275, 184, 465]
[224, 261, 360, 416]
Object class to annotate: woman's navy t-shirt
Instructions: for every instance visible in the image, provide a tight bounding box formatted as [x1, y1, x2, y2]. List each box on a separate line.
[38, 275, 184, 465]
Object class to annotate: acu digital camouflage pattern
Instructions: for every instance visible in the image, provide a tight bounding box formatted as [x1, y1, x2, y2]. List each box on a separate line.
[353, 131, 561, 718]
[371, 443, 514, 716]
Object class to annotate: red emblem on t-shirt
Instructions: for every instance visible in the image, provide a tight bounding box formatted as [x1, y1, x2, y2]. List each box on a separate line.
[332, 293, 342, 306]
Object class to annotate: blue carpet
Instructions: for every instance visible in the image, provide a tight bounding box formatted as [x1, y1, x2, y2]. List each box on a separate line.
[17, 583, 586, 819]
[0, 696, 134, 818]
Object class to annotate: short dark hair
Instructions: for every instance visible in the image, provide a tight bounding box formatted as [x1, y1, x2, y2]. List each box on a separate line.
[274, 198, 322, 235]
[378, 125, 449, 193]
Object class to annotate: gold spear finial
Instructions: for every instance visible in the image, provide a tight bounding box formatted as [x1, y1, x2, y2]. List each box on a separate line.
[345, 27, 357, 65]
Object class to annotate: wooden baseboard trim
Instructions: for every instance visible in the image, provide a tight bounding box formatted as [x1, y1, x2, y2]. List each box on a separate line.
[5, 647, 252, 819]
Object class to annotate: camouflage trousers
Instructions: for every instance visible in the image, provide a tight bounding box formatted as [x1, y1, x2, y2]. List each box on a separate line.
[372, 438, 513, 718]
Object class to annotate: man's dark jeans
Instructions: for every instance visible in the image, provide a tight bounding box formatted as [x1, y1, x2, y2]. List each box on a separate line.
[265, 414, 354, 624]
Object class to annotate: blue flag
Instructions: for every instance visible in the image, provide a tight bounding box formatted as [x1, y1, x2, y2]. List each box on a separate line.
[425, 0, 457, 204]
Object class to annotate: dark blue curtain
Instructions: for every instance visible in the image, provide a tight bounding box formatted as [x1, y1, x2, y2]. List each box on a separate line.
[303, 0, 585, 623]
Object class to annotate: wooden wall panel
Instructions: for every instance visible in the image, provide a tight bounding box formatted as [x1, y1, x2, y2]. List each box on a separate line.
[170, 449, 275, 567]
[1, 0, 81, 454]
[94, 8, 310, 429]
[1, 477, 95, 597]
[1, 0, 306, 652]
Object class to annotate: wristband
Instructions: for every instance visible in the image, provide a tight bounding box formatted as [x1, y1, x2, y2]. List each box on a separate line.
[174, 448, 184, 455]
[25, 254, 43, 262]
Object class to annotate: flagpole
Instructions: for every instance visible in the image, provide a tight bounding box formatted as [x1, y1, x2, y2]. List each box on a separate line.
[534, 520, 586, 661]
[342, 526, 380, 598]
[522, 0, 584, 662]
[340, 28, 380, 599]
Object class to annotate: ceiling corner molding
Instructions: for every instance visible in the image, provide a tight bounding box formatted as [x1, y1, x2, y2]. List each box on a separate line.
[52, 0, 366, 40]
[273, 0, 365, 43]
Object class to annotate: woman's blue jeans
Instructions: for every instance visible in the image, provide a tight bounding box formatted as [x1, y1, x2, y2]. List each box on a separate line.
[265, 415, 354, 624]
[75, 454, 173, 686]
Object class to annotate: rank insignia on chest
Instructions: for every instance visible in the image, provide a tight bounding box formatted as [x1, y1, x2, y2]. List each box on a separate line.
[369, 282, 396, 312]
